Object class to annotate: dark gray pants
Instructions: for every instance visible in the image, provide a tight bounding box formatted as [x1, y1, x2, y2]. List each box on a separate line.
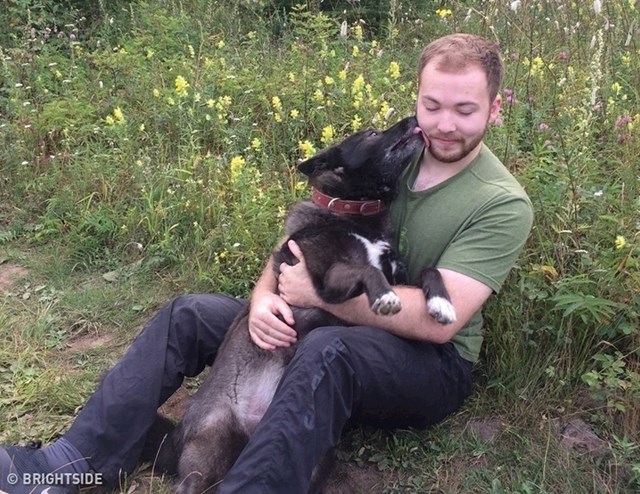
[64, 294, 473, 491]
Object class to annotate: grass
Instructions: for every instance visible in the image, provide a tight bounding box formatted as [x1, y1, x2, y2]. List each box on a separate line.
[1, 0, 639, 491]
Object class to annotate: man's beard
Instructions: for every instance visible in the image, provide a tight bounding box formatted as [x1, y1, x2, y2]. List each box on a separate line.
[428, 126, 487, 163]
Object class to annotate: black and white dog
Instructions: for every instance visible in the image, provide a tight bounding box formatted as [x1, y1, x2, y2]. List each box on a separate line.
[148, 116, 456, 493]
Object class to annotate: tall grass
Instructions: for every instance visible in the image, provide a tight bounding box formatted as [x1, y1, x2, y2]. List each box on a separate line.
[1, 0, 639, 488]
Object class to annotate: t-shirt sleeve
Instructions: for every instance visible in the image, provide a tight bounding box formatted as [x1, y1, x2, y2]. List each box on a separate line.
[436, 194, 533, 293]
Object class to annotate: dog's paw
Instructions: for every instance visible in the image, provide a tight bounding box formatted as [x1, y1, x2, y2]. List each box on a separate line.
[428, 296, 456, 325]
[371, 291, 402, 315]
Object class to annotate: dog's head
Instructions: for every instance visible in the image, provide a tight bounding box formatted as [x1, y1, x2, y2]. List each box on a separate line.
[298, 116, 422, 203]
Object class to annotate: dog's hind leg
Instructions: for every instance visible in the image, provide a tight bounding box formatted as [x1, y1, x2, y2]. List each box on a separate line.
[420, 267, 456, 324]
[308, 448, 336, 494]
[176, 410, 248, 494]
[139, 413, 179, 475]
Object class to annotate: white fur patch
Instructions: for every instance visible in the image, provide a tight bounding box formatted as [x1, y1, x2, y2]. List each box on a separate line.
[350, 233, 391, 271]
[428, 296, 457, 325]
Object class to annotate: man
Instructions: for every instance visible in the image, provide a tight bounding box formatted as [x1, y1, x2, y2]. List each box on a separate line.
[0, 33, 533, 494]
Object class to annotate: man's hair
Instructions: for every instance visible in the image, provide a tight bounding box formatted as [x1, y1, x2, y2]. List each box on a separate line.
[419, 33, 504, 102]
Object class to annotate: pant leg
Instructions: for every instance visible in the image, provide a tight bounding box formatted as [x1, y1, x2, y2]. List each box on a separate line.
[218, 325, 473, 494]
[63, 293, 247, 485]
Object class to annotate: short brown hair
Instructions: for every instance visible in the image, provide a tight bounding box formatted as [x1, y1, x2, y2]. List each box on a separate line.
[419, 33, 504, 102]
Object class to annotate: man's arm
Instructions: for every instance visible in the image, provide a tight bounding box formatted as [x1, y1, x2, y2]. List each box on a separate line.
[248, 255, 299, 350]
[277, 241, 493, 343]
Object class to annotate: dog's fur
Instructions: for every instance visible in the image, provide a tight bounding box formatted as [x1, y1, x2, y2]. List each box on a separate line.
[145, 116, 456, 494]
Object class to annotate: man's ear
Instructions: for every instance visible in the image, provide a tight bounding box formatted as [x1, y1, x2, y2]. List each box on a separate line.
[488, 94, 502, 124]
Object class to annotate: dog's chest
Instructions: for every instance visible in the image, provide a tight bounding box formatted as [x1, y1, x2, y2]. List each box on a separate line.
[349, 233, 397, 274]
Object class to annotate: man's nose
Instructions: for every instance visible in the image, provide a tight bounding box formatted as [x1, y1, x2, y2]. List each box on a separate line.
[437, 113, 457, 133]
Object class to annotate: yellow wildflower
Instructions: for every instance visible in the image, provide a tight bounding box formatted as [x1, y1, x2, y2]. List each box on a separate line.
[217, 95, 232, 110]
[188, 45, 195, 58]
[320, 125, 335, 145]
[436, 8, 452, 17]
[288, 72, 296, 83]
[290, 109, 300, 119]
[174, 75, 190, 97]
[354, 24, 363, 41]
[251, 138, 262, 151]
[299, 140, 316, 160]
[217, 40, 225, 49]
[104, 115, 115, 126]
[615, 235, 627, 250]
[324, 76, 334, 85]
[388, 61, 400, 79]
[352, 45, 360, 57]
[524, 56, 545, 78]
[152, 88, 160, 98]
[112, 107, 125, 125]
[206, 99, 215, 108]
[271, 96, 283, 112]
[338, 69, 347, 81]
[352, 74, 365, 94]
[351, 115, 362, 131]
[230, 155, 246, 182]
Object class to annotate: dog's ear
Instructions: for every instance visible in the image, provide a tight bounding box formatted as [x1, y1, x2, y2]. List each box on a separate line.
[297, 148, 337, 176]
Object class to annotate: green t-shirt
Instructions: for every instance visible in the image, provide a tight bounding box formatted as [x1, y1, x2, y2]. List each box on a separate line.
[390, 144, 533, 363]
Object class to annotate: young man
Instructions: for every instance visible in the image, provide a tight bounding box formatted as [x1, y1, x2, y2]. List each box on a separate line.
[0, 33, 533, 494]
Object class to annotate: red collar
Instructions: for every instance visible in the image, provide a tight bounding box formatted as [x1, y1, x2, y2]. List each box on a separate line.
[311, 188, 384, 216]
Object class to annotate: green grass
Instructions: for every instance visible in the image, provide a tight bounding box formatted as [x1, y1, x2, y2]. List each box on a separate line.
[1, 0, 639, 491]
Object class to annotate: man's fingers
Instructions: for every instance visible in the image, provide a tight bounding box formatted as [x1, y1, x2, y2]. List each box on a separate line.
[278, 300, 296, 327]
[288, 239, 305, 263]
[252, 321, 297, 350]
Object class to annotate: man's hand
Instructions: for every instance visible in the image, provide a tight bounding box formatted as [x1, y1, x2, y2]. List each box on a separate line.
[248, 291, 298, 351]
[278, 240, 324, 309]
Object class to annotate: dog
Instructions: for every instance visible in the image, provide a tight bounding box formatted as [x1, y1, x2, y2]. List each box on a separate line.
[147, 115, 456, 493]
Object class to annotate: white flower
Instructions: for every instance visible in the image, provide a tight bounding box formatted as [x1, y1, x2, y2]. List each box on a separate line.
[593, 0, 602, 14]
[510, 1, 521, 13]
[339, 21, 348, 38]
[384, 107, 396, 120]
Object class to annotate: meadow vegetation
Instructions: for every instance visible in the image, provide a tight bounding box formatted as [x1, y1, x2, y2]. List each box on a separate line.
[0, 0, 638, 492]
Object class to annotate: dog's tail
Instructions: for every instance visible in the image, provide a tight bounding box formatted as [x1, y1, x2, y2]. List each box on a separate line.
[140, 413, 181, 476]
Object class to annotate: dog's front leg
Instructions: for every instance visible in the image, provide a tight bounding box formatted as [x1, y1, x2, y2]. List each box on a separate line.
[420, 267, 456, 324]
[320, 263, 401, 315]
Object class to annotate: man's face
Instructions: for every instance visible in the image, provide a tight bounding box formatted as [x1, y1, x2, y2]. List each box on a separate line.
[416, 60, 501, 164]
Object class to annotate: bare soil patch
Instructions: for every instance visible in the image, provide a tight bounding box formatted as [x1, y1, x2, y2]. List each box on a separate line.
[67, 333, 116, 352]
[0, 263, 28, 290]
